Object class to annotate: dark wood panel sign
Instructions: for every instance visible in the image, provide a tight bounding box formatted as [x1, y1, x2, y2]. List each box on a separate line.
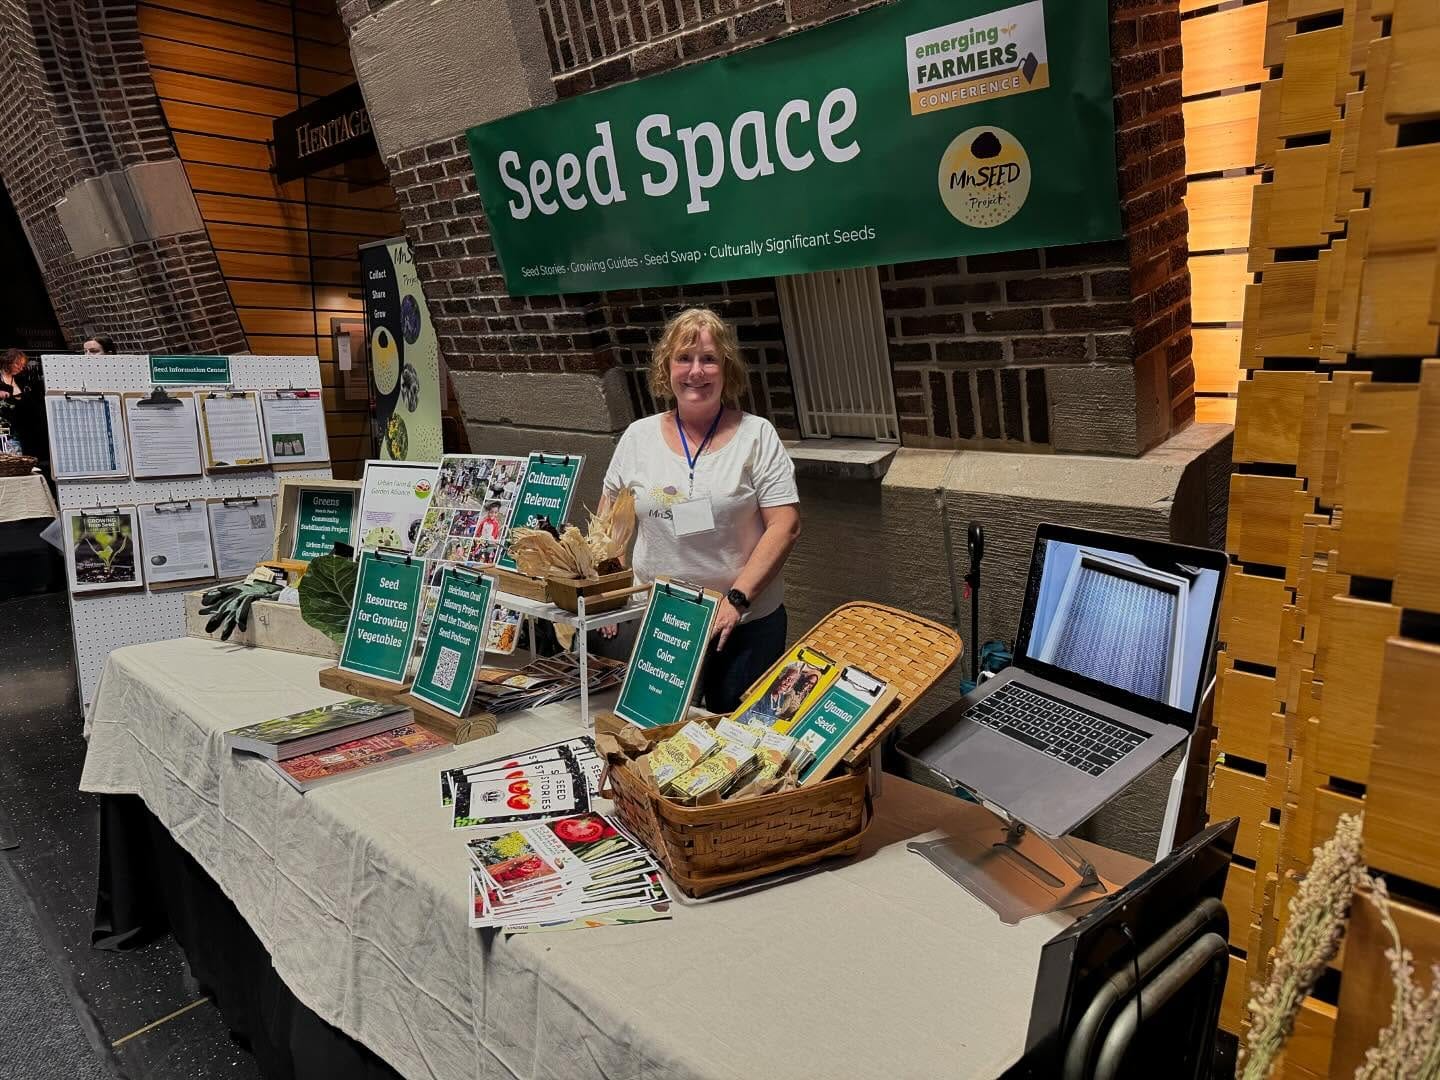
[273, 82, 377, 183]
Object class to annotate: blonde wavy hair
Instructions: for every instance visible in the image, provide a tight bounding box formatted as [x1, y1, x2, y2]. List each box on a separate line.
[648, 307, 747, 408]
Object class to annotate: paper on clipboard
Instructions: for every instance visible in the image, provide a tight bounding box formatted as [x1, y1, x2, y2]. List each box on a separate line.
[138, 501, 216, 585]
[123, 392, 203, 478]
[259, 389, 330, 465]
[207, 496, 276, 579]
[46, 393, 130, 479]
[199, 392, 267, 469]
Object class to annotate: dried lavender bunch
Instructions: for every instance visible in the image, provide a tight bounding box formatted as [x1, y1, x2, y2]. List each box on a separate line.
[1354, 876, 1440, 1080]
[1240, 813, 1367, 1080]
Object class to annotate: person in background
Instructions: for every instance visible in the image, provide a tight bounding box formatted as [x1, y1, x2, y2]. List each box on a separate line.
[82, 335, 116, 355]
[0, 348, 47, 464]
[593, 307, 801, 713]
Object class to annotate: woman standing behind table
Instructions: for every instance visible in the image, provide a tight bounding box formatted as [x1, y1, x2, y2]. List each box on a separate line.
[0, 349, 47, 464]
[596, 308, 801, 713]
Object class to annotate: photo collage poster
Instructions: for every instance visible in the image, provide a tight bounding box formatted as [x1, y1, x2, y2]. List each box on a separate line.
[408, 454, 528, 656]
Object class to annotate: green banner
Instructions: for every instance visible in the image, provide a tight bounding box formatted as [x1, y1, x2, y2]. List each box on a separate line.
[150, 355, 230, 384]
[614, 581, 718, 728]
[292, 488, 356, 561]
[789, 679, 873, 782]
[495, 453, 585, 572]
[339, 550, 425, 683]
[411, 567, 495, 716]
[466, 0, 1117, 296]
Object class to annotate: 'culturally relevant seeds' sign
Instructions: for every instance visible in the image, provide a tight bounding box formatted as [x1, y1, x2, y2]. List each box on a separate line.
[466, 0, 1117, 295]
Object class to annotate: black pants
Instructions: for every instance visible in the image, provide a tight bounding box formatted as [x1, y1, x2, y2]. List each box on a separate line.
[589, 604, 788, 714]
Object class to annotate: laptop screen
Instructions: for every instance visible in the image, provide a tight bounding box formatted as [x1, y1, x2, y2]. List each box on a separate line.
[1018, 536, 1224, 714]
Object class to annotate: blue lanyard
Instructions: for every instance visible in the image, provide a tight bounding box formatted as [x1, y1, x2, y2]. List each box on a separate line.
[675, 408, 723, 497]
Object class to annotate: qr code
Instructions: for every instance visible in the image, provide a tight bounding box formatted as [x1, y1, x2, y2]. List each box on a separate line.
[433, 646, 462, 692]
[249, 514, 267, 529]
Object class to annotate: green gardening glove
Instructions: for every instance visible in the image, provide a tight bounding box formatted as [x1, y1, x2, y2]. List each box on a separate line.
[198, 580, 283, 641]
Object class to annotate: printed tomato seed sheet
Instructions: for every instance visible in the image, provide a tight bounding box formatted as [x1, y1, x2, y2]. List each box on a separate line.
[467, 813, 670, 929]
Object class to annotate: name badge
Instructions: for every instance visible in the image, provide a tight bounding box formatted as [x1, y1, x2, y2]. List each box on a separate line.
[671, 497, 716, 537]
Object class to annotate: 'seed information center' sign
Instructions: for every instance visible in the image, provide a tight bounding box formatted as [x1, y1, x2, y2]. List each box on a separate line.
[466, 0, 1118, 295]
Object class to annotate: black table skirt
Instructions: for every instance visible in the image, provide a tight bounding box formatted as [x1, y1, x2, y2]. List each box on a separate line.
[93, 794, 403, 1080]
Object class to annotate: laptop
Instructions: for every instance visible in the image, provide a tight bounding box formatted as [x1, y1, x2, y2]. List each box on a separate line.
[899, 524, 1227, 838]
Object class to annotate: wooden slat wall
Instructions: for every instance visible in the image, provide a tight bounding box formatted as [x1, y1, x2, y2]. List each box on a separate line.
[139, 0, 401, 478]
[1182, 0, 1271, 424]
[1206, 0, 1440, 1073]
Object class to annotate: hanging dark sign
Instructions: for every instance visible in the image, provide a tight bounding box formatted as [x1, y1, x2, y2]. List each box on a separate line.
[273, 82, 376, 182]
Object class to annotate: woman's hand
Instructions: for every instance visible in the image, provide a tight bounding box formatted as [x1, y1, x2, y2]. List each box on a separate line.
[712, 598, 742, 650]
[598, 624, 619, 640]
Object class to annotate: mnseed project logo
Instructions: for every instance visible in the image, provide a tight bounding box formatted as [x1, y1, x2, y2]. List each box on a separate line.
[905, 0, 1050, 116]
[938, 126, 1031, 228]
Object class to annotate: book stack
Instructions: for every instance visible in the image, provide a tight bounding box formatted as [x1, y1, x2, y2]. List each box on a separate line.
[467, 812, 669, 930]
[225, 697, 448, 793]
[471, 653, 624, 715]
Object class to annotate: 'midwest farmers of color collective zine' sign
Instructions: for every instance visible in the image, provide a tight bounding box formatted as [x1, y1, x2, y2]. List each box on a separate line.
[466, 0, 1118, 295]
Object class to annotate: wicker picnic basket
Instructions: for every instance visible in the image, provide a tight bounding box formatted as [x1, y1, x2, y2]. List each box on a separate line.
[601, 602, 962, 897]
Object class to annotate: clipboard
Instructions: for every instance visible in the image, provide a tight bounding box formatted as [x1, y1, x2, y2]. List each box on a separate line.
[45, 390, 130, 480]
[198, 390, 269, 472]
[121, 389, 203, 480]
[205, 495, 277, 580]
[138, 498, 218, 591]
[62, 505, 146, 594]
[259, 387, 332, 471]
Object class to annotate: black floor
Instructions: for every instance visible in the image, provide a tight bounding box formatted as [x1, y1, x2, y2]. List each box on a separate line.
[0, 590, 261, 1080]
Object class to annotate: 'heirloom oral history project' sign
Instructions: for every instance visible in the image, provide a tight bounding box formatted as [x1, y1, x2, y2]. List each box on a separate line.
[410, 567, 495, 716]
[467, 0, 1117, 295]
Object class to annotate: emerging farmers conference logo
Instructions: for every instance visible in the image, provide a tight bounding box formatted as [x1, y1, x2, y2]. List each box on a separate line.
[905, 0, 1050, 116]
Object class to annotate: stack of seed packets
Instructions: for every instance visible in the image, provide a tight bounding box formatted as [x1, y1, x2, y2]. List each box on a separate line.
[443, 736, 604, 830]
[468, 812, 669, 930]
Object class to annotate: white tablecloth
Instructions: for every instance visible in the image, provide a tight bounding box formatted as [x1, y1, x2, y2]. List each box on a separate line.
[0, 473, 56, 524]
[81, 638, 1141, 1080]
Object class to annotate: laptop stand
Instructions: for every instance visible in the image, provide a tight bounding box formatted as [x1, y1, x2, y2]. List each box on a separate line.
[908, 809, 1112, 924]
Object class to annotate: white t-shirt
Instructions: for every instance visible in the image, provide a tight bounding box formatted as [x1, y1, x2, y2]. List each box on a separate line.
[603, 412, 798, 620]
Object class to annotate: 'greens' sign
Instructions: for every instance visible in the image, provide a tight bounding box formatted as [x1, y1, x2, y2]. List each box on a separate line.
[614, 580, 719, 728]
[466, 0, 1118, 295]
[495, 453, 585, 572]
[150, 355, 231, 384]
[338, 550, 425, 684]
[292, 488, 356, 561]
[411, 567, 495, 716]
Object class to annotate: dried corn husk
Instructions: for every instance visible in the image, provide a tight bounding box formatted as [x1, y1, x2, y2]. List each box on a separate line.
[593, 486, 636, 562]
[509, 529, 574, 578]
[560, 526, 595, 578]
[508, 487, 638, 581]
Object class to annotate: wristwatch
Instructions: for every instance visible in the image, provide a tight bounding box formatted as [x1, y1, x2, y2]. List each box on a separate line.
[725, 587, 751, 611]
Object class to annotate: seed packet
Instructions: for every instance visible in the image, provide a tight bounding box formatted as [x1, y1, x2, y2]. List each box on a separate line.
[646, 720, 719, 788]
[668, 743, 759, 802]
[753, 730, 801, 781]
[712, 717, 763, 748]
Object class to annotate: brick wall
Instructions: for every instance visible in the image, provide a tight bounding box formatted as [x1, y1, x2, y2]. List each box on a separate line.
[0, 0, 246, 353]
[365, 0, 1194, 453]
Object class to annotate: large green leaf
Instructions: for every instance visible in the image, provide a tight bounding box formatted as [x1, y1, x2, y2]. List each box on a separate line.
[299, 555, 359, 643]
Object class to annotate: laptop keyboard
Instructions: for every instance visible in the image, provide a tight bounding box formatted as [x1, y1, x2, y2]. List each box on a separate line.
[965, 683, 1147, 776]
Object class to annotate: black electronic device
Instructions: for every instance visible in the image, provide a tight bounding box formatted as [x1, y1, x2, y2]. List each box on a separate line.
[1015, 816, 1239, 1078]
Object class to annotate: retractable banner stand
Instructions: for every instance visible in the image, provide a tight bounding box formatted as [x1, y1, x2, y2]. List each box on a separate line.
[466, 0, 1119, 295]
[360, 238, 443, 462]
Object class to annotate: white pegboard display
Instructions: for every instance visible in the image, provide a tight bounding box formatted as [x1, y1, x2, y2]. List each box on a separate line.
[43, 354, 333, 710]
